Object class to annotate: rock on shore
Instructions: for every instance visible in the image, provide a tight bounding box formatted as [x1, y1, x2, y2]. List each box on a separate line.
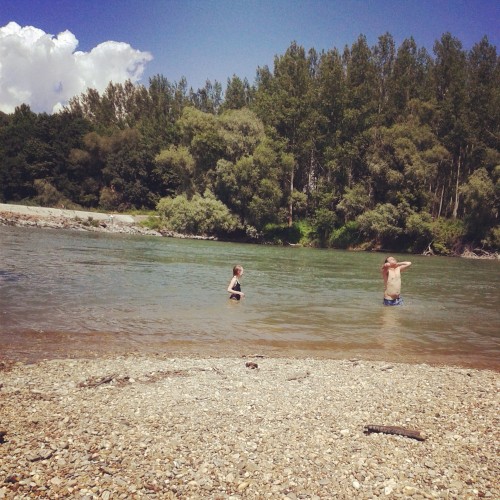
[0, 203, 161, 237]
[0, 355, 498, 499]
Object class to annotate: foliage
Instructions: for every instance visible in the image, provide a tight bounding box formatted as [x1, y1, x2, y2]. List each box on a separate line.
[32, 179, 73, 208]
[140, 216, 162, 231]
[404, 212, 434, 252]
[156, 190, 240, 236]
[329, 221, 363, 249]
[1, 33, 499, 252]
[312, 208, 337, 246]
[460, 167, 497, 240]
[481, 226, 500, 251]
[262, 222, 304, 245]
[356, 203, 403, 247]
[429, 218, 466, 255]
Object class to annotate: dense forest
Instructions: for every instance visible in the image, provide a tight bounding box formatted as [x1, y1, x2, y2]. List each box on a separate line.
[1, 33, 499, 254]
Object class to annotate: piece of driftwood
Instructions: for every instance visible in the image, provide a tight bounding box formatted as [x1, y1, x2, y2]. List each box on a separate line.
[364, 425, 426, 441]
[78, 374, 117, 388]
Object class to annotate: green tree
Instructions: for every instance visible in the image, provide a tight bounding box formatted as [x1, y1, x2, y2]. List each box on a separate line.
[218, 108, 265, 161]
[157, 190, 240, 236]
[343, 35, 378, 136]
[356, 203, 403, 247]
[189, 80, 223, 114]
[460, 168, 497, 240]
[387, 38, 433, 118]
[177, 107, 225, 193]
[215, 138, 289, 229]
[222, 75, 253, 111]
[433, 33, 470, 218]
[336, 183, 371, 223]
[253, 42, 320, 224]
[467, 37, 500, 149]
[373, 32, 395, 122]
[154, 145, 194, 196]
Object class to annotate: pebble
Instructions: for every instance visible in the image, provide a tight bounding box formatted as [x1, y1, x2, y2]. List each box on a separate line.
[0, 355, 498, 499]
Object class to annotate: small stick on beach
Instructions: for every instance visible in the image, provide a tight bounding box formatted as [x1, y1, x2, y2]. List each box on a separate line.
[364, 424, 426, 441]
[78, 374, 117, 388]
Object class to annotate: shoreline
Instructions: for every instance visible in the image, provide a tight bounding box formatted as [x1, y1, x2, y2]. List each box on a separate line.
[1, 353, 498, 498]
[2, 203, 499, 258]
[1, 336, 499, 372]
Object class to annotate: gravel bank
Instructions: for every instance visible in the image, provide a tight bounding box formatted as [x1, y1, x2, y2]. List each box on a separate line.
[0, 355, 498, 499]
[0, 203, 160, 237]
[0, 204, 216, 239]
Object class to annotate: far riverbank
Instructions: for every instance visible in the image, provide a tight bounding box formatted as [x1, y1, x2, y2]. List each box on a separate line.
[0, 203, 220, 240]
[1, 203, 498, 258]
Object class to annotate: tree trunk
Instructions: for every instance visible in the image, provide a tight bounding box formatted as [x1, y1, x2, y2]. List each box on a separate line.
[452, 152, 461, 219]
[288, 169, 294, 227]
[308, 149, 316, 193]
[438, 184, 445, 219]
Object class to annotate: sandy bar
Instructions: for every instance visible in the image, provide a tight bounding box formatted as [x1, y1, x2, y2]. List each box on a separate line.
[0, 354, 498, 499]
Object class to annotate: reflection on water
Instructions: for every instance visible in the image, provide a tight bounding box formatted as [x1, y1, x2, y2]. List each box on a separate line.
[0, 225, 499, 369]
[378, 305, 402, 346]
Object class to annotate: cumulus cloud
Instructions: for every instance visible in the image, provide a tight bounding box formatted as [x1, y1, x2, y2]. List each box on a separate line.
[0, 22, 153, 114]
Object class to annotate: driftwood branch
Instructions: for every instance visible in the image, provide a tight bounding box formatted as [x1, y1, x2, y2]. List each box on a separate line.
[78, 374, 117, 388]
[422, 243, 434, 256]
[364, 424, 426, 441]
[286, 371, 310, 381]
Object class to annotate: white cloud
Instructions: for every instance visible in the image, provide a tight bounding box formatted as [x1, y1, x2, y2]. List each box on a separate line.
[0, 22, 153, 114]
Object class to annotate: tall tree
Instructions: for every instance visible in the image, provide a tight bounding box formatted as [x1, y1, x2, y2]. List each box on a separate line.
[222, 75, 253, 111]
[253, 41, 317, 224]
[433, 32, 469, 218]
[467, 37, 500, 151]
[373, 32, 395, 122]
[387, 38, 433, 118]
[189, 80, 223, 114]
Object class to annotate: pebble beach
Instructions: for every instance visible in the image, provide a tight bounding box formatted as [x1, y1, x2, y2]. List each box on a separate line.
[1, 354, 498, 499]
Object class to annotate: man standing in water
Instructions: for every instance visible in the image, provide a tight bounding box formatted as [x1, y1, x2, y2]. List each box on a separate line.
[381, 256, 412, 306]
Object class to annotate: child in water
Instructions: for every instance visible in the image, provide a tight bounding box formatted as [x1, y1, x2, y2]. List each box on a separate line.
[381, 256, 412, 305]
[227, 265, 245, 300]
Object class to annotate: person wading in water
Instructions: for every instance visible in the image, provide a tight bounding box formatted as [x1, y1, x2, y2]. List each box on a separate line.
[381, 257, 412, 306]
[227, 265, 245, 300]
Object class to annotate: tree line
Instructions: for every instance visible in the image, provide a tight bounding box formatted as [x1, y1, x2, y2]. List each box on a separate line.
[0, 32, 498, 254]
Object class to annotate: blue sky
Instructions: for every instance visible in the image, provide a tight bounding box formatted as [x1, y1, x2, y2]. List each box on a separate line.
[0, 0, 498, 112]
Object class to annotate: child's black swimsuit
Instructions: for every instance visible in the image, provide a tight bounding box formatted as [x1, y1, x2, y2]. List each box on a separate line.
[230, 280, 241, 300]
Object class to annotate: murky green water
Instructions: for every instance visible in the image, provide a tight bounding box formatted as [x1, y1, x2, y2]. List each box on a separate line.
[1, 226, 499, 368]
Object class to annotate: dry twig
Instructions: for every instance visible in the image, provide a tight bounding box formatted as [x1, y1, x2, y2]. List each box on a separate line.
[364, 424, 426, 441]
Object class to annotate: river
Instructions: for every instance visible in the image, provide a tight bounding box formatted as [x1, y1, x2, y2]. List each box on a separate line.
[1, 226, 499, 369]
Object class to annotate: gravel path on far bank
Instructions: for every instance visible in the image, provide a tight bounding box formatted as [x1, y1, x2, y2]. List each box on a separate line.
[1, 355, 498, 499]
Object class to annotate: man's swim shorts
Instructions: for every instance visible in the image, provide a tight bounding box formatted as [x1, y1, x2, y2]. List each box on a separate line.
[383, 297, 404, 306]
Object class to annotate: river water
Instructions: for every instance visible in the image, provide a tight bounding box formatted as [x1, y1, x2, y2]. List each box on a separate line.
[1, 226, 499, 368]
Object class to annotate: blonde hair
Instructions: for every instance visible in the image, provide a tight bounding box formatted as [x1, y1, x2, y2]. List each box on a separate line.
[233, 265, 243, 276]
